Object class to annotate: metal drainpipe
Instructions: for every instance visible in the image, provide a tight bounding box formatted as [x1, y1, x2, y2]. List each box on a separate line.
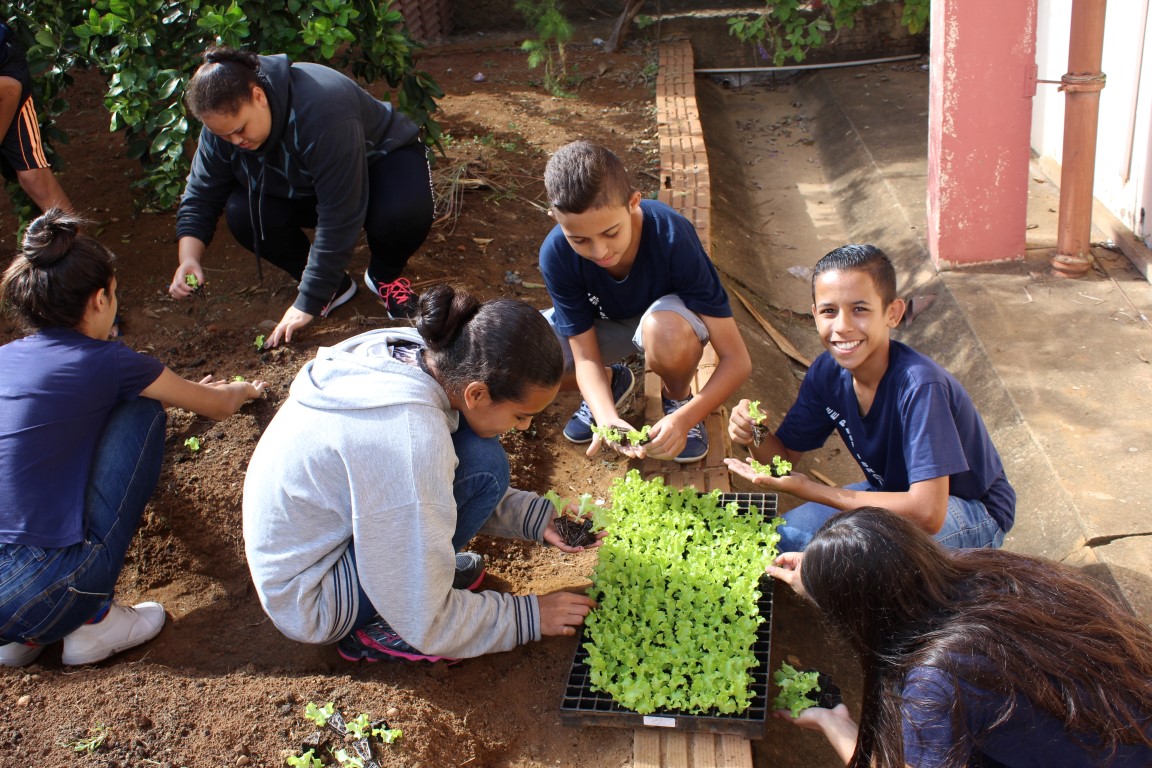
[1051, 0, 1109, 278]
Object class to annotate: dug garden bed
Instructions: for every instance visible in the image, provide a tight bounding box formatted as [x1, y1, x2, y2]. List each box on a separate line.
[0, 38, 659, 768]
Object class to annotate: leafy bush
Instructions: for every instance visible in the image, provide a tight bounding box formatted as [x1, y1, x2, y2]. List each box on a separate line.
[583, 470, 783, 714]
[514, 0, 572, 96]
[5, 0, 442, 214]
[728, 0, 930, 66]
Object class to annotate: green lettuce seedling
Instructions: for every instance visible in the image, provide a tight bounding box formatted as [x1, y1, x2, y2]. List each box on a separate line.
[254, 334, 266, 350]
[184, 274, 200, 289]
[772, 662, 820, 717]
[303, 701, 334, 727]
[183, 436, 200, 452]
[286, 749, 323, 768]
[750, 455, 792, 478]
[373, 725, 402, 743]
[626, 425, 652, 446]
[747, 400, 767, 425]
[590, 424, 622, 444]
[332, 748, 365, 767]
[345, 713, 372, 739]
[232, 375, 245, 382]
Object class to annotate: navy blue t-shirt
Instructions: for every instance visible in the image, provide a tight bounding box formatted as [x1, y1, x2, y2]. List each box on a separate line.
[0, 329, 165, 547]
[539, 198, 731, 337]
[775, 341, 1015, 531]
[902, 665, 1152, 767]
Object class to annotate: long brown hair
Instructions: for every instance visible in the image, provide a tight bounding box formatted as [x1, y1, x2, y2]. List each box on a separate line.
[801, 507, 1152, 768]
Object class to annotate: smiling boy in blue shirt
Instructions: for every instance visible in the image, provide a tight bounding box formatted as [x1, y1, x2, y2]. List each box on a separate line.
[727, 244, 1015, 552]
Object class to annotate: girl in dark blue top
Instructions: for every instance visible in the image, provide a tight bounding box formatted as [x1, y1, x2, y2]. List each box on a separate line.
[0, 209, 266, 668]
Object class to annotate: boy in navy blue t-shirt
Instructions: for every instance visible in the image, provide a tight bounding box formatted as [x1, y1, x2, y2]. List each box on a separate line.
[726, 244, 1015, 551]
[539, 141, 750, 464]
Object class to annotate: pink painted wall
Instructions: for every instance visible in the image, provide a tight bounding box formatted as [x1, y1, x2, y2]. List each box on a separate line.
[927, 0, 1038, 267]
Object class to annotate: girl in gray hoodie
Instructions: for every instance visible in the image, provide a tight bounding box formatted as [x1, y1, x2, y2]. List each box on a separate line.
[243, 285, 598, 662]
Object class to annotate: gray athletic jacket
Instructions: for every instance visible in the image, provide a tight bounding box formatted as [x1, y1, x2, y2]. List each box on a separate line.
[242, 328, 553, 656]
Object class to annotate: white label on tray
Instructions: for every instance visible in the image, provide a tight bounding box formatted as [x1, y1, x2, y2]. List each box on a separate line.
[642, 716, 677, 728]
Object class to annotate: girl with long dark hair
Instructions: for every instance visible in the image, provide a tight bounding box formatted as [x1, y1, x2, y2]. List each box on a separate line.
[769, 506, 1152, 767]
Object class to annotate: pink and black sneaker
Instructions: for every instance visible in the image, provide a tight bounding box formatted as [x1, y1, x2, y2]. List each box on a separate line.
[363, 272, 418, 320]
[338, 617, 458, 664]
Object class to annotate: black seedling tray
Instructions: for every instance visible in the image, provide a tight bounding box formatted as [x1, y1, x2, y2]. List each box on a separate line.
[559, 492, 779, 739]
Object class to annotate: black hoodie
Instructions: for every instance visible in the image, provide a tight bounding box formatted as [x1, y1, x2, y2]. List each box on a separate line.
[176, 55, 421, 315]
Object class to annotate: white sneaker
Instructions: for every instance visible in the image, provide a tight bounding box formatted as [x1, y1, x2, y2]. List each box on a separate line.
[61, 601, 166, 666]
[0, 641, 44, 667]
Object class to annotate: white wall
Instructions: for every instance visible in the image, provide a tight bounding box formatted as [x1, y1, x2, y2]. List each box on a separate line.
[1032, 0, 1152, 245]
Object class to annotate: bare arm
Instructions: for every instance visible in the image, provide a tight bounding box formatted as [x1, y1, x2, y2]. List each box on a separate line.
[140, 368, 266, 421]
[569, 328, 638, 456]
[0, 76, 21, 145]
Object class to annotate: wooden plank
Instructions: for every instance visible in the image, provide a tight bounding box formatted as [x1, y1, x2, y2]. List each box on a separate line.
[635, 729, 662, 767]
[690, 732, 717, 766]
[717, 734, 755, 767]
[665, 732, 690, 768]
[730, 286, 812, 368]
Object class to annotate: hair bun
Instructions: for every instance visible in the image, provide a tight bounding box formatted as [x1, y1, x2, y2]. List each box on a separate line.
[21, 208, 80, 267]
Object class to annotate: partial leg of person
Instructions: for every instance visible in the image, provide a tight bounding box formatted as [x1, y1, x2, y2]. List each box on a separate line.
[362, 143, 435, 319]
[224, 189, 316, 280]
[0, 75, 73, 213]
[932, 496, 1005, 549]
[0, 399, 166, 666]
[636, 295, 710, 463]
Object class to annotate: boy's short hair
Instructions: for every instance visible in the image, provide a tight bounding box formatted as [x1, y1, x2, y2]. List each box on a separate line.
[812, 244, 898, 306]
[544, 141, 634, 214]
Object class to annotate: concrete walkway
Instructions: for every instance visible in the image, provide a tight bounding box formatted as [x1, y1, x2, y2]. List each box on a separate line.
[715, 62, 1152, 622]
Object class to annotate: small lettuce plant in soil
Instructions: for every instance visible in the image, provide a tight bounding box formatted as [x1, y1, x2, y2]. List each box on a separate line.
[582, 470, 783, 714]
[291, 701, 402, 767]
[543, 490, 599, 547]
[748, 399, 769, 446]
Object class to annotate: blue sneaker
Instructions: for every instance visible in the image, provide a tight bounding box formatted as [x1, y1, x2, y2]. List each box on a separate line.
[662, 395, 708, 464]
[563, 364, 636, 444]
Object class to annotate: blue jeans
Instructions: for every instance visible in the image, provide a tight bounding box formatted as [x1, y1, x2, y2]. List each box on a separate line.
[0, 398, 166, 645]
[776, 482, 1006, 553]
[349, 418, 510, 630]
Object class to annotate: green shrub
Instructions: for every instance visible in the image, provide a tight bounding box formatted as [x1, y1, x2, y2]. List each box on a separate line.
[5, 0, 441, 215]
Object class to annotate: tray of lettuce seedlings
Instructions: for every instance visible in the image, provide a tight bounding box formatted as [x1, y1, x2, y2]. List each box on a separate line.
[559, 470, 781, 738]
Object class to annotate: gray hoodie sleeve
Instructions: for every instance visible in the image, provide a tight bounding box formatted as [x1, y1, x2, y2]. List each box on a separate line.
[478, 488, 557, 542]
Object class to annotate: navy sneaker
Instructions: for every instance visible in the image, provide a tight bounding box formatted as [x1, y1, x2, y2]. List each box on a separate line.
[338, 617, 457, 664]
[364, 272, 418, 320]
[453, 552, 486, 591]
[319, 273, 357, 318]
[662, 394, 708, 464]
[563, 364, 636, 444]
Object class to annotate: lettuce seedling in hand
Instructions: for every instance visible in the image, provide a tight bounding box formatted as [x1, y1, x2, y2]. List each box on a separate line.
[772, 662, 820, 717]
[590, 424, 622, 445]
[543, 490, 599, 547]
[184, 274, 200, 289]
[748, 400, 768, 446]
[626, 425, 652, 446]
[750, 455, 792, 478]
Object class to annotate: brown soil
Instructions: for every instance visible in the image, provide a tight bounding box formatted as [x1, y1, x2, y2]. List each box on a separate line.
[0, 40, 658, 768]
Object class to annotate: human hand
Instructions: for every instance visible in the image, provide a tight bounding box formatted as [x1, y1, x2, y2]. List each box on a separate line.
[765, 551, 806, 599]
[267, 306, 315, 347]
[724, 456, 807, 488]
[544, 510, 607, 553]
[728, 398, 760, 446]
[537, 590, 597, 636]
[774, 702, 852, 732]
[585, 416, 643, 459]
[197, 374, 268, 412]
[642, 411, 691, 461]
[169, 261, 205, 299]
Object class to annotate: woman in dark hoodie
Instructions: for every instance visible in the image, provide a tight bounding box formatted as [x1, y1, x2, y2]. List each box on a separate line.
[168, 47, 433, 346]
